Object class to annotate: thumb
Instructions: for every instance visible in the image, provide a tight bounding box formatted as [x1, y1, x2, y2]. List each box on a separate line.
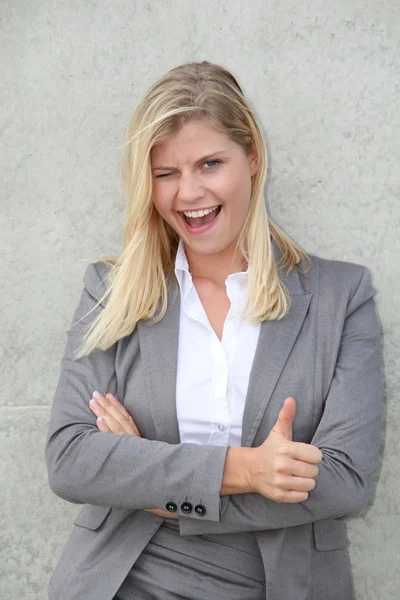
[272, 397, 296, 440]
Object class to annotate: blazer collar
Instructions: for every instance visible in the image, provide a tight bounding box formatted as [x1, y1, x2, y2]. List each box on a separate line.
[271, 238, 306, 297]
[241, 240, 312, 445]
[84, 262, 112, 307]
[241, 291, 312, 446]
[137, 278, 181, 444]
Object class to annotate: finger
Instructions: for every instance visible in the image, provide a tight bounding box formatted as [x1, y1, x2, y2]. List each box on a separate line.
[274, 490, 309, 504]
[89, 398, 105, 419]
[275, 474, 317, 493]
[93, 392, 138, 434]
[282, 441, 323, 464]
[105, 395, 141, 437]
[96, 416, 111, 433]
[275, 454, 320, 478]
[272, 397, 296, 440]
[283, 461, 319, 479]
[90, 399, 126, 434]
[105, 393, 141, 436]
[145, 508, 179, 520]
[105, 393, 133, 419]
[92, 392, 139, 436]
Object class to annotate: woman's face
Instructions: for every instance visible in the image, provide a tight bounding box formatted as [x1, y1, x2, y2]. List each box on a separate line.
[151, 119, 258, 259]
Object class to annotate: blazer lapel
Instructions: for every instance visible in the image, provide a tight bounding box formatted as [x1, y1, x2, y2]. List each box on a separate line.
[241, 265, 313, 447]
[137, 281, 181, 445]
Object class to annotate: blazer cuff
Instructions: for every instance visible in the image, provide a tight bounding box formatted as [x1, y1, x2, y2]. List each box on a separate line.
[171, 445, 227, 524]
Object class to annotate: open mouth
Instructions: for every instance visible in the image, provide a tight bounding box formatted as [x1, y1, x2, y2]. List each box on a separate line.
[180, 205, 222, 229]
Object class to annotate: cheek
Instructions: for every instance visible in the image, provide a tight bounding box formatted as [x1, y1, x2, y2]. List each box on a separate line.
[152, 186, 170, 220]
[223, 172, 252, 212]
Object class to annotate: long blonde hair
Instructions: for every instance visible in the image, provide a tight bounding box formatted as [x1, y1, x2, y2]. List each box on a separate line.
[78, 61, 310, 357]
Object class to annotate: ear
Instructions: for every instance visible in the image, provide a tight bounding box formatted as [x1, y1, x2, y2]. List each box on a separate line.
[249, 139, 259, 176]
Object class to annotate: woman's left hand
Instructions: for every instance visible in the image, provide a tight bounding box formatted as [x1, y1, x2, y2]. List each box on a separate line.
[89, 391, 141, 436]
[89, 391, 178, 520]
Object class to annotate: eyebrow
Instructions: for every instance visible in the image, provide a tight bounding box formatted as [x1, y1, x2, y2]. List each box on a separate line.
[152, 150, 229, 171]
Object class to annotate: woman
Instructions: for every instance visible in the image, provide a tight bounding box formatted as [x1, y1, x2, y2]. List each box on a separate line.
[46, 61, 382, 600]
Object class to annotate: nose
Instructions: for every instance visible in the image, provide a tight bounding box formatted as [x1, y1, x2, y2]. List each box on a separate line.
[177, 170, 206, 205]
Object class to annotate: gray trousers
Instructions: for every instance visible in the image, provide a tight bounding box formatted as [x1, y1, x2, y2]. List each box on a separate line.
[115, 520, 266, 600]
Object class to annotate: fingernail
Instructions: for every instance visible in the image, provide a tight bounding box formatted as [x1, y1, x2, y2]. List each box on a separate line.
[97, 417, 104, 424]
[89, 399, 97, 407]
[93, 391, 102, 400]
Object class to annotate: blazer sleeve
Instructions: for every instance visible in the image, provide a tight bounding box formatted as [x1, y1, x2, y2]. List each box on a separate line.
[179, 266, 384, 536]
[45, 264, 228, 522]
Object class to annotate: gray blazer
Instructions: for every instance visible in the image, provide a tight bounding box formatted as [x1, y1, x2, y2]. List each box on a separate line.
[46, 250, 383, 600]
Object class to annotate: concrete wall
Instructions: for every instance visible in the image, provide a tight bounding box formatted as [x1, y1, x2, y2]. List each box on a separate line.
[1, 0, 399, 597]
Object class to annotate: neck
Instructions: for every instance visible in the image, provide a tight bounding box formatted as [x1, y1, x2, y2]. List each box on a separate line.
[184, 242, 246, 286]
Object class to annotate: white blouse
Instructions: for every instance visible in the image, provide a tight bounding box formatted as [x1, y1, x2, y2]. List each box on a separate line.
[174, 241, 261, 448]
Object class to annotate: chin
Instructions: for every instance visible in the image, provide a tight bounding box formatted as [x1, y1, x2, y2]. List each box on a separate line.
[187, 240, 232, 256]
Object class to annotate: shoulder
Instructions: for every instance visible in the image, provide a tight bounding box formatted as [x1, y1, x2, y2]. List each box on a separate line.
[298, 255, 375, 312]
[67, 262, 112, 333]
[306, 254, 369, 289]
[83, 261, 113, 305]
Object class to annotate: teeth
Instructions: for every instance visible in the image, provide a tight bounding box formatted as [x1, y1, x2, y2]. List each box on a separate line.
[183, 206, 219, 218]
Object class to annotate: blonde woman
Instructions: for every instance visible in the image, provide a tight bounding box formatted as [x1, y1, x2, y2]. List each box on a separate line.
[46, 62, 382, 600]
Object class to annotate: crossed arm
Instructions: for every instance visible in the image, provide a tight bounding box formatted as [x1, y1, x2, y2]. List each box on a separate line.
[89, 391, 322, 521]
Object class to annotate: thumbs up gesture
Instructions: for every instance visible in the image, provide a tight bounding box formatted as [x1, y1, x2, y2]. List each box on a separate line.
[248, 398, 323, 503]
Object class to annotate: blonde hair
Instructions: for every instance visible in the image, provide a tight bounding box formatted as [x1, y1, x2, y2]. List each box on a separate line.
[78, 61, 310, 357]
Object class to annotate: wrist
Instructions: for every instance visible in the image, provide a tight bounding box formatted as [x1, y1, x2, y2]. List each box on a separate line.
[220, 447, 254, 496]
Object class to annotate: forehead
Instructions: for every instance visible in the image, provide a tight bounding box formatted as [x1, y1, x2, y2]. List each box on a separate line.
[151, 119, 236, 165]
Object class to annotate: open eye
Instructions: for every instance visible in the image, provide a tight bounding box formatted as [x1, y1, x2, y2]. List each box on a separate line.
[203, 159, 221, 169]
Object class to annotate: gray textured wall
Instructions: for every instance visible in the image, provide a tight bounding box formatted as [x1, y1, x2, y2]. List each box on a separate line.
[1, 1, 399, 598]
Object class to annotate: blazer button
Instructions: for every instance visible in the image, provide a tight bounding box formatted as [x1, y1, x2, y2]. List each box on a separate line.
[194, 504, 206, 517]
[180, 502, 193, 514]
[165, 502, 178, 513]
